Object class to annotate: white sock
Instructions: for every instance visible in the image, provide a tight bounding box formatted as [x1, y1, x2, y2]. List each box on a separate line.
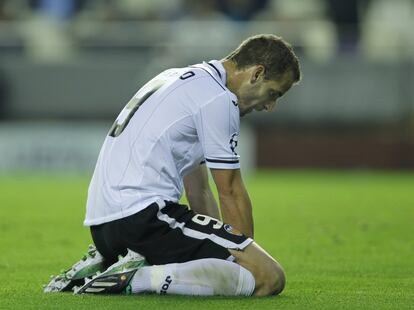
[130, 258, 255, 296]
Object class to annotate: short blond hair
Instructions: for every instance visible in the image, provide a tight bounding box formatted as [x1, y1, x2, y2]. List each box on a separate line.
[225, 34, 301, 82]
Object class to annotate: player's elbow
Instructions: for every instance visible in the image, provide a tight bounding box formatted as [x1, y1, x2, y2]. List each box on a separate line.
[217, 187, 237, 200]
[217, 182, 245, 200]
[211, 168, 244, 198]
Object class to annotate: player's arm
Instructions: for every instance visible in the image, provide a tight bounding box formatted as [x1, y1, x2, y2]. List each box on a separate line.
[191, 88, 250, 233]
[184, 163, 220, 219]
[210, 168, 254, 238]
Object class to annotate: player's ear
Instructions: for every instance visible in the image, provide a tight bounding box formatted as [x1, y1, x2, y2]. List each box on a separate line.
[250, 65, 265, 84]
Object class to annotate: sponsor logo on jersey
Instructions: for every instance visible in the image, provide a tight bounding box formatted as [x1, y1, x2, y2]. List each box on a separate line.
[229, 133, 239, 155]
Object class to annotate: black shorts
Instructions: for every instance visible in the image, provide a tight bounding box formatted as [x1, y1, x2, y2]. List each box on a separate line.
[90, 201, 253, 267]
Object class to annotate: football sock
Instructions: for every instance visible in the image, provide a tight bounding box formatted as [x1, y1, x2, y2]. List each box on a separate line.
[130, 258, 255, 296]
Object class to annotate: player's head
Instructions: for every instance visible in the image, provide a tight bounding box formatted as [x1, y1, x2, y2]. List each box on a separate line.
[223, 34, 301, 117]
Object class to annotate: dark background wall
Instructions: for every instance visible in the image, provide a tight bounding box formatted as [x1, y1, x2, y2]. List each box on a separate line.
[1, 0, 413, 170]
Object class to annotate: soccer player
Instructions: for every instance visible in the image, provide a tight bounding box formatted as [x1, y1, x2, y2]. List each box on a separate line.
[45, 34, 301, 297]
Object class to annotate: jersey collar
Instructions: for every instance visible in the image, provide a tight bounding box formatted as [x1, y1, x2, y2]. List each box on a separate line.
[204, 60, 238, 106]
[206, 60, 227, 86]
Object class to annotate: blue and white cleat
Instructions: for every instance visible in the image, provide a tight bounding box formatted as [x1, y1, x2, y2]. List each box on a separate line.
[43, 244, 105, 293]
[74, 249, 147, 295]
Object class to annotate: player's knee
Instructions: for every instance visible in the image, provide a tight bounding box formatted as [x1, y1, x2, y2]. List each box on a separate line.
[254, 262, 286, 296]
[272, 264, 286, 295]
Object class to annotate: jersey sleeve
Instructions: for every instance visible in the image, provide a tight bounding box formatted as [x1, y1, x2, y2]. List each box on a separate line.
[193, 92, 240, 169]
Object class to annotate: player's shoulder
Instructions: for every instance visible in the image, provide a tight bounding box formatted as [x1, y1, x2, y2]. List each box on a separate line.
[176, 61, 238, 110]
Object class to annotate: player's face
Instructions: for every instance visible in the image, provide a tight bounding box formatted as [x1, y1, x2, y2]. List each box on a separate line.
[237, 67, 294, 117]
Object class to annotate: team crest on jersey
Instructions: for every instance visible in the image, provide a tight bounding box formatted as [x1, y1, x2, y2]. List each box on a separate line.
[224, 224, 243, 236]
[229, 133, 239, 156]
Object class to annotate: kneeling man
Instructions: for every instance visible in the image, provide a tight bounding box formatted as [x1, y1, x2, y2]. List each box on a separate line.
[45, 34, 301, 297]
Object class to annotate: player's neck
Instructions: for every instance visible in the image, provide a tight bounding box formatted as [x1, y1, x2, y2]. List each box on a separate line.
[221, 59, 241, 93]
[221, 59, 247, 96]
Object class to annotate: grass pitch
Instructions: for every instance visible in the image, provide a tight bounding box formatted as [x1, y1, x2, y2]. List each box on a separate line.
[0, 170, 413, 309]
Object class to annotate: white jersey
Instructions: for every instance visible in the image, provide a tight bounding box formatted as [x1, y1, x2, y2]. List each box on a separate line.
[84, 60, 240, 226]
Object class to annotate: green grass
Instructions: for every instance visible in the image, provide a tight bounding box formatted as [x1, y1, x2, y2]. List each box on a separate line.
[1, 170, 413, 309]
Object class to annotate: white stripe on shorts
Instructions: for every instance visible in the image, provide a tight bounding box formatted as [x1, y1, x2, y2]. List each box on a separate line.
[155, 203, 253, 251]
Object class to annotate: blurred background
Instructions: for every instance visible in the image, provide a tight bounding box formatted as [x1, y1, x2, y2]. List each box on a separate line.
[0, 0, 413, 173]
